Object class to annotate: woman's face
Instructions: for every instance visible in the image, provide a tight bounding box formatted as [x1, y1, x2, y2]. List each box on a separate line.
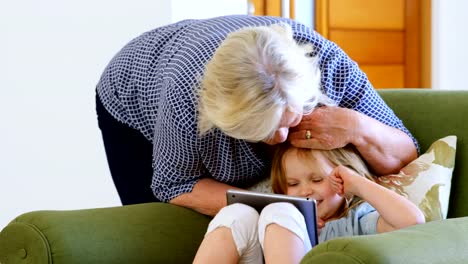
[262, 109, 302, 145]
[282, 149, 344, 221]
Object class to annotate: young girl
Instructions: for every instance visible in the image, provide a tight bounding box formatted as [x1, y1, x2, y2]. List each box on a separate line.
[193, 144, 425, 264]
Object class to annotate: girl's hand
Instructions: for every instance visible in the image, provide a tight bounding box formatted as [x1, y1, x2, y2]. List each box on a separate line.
[317, 218, 325, 229]
[328, 165, 363, 197]
[316, 217, 325, 236]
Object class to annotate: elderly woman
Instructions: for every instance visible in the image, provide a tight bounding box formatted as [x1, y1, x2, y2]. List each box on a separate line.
[95, 15, 417, 216]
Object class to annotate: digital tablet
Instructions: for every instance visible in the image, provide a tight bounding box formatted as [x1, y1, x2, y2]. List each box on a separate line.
[226, 189, 319, 246]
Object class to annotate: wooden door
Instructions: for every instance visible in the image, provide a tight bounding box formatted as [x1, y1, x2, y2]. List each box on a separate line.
[250, 0, 430, 88]
[249, 0, 295, 18]
[316, 0, 424, 88]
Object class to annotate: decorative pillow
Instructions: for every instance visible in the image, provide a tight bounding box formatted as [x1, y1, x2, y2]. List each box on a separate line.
[375, 135, 457, 222]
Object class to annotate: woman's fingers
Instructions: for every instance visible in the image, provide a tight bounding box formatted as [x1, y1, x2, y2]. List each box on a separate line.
[289, 138, 331, 150]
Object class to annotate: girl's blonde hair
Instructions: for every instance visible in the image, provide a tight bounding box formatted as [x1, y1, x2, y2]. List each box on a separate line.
[271, 143, 375, 218]
[198, 23, 331, 141]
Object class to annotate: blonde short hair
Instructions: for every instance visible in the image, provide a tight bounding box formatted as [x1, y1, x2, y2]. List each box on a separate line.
[271, 144, 375, 218]
[198, 23, 328, 141]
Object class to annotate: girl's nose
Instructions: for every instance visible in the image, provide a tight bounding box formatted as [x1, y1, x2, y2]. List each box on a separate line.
[300, 184, 314, 197]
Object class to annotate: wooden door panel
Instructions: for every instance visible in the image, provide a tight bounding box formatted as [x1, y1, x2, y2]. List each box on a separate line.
[316, 0, 426, 88]
[253, 0, 429, 88]
[329, 30, 404, 64]
[360, 65, 405, 88]
[265, 0, 281, 17]
[329, 0, 405, 30]
[250, 0, 291, 17]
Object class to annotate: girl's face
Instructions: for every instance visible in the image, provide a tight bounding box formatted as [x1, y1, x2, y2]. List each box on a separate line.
[283, 149, 344, 221]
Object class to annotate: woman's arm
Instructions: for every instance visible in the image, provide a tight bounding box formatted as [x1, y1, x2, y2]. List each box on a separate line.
[288, 29, 418, 175]
[289, 106, 417, 175]
[329, 165, 425, 233]
[351, 108, 418, 175]
[170, 178, 242, 217]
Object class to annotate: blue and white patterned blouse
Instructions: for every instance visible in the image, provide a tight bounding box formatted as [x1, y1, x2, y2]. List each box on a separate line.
[96, 15, 416, 202]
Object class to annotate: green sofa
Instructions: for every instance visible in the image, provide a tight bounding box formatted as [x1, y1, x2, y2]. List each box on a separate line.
[1, 89, 468, 264]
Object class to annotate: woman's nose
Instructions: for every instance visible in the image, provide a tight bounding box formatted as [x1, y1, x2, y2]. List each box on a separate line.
[273, 127, 289, 143]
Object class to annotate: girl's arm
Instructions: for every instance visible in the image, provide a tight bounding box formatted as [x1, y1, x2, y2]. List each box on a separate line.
[329, 165, 425, 233]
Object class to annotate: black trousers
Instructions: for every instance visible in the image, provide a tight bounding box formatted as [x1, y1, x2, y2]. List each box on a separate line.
[96, 93, 159, 205]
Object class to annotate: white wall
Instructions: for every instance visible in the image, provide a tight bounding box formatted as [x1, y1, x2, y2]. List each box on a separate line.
[294, 0, 315, 29]
[432, 0, 468, 90]
[0, 0, 247, 230]
[171, 0, 248, 21]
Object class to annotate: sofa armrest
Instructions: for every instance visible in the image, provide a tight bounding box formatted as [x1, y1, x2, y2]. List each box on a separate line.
[0, 203, 210, 264]
[3, 204, 468, 264]
[301, 217, 468, 264]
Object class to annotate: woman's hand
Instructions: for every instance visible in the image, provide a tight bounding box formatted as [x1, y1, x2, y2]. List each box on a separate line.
[288, 106, 418, 175]
[288, 106, 359, 150]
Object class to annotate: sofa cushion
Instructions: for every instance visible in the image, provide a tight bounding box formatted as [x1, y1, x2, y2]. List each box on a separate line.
[375, 136, 457, 222]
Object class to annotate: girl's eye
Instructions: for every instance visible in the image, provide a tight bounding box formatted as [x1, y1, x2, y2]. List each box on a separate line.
[312, 178, 323, 183]
[287, 182, 298, 187]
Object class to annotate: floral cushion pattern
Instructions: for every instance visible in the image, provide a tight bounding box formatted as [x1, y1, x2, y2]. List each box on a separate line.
[375, 136, 457, 222]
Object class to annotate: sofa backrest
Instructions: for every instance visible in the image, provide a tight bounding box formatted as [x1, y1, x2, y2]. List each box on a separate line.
[378, 89, 468, 218]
